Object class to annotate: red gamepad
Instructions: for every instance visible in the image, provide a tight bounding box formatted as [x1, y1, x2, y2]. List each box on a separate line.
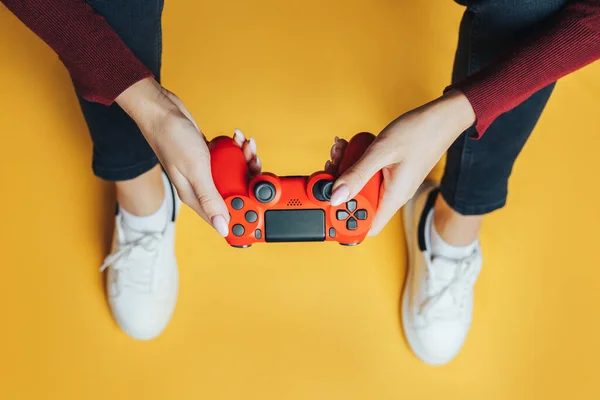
[208, 132, 382, 247]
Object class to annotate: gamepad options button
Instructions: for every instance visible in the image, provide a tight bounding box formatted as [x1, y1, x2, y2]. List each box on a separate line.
[254, 181, 276, 203]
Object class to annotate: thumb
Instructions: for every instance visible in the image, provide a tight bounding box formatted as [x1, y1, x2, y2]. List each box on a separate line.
[330, 143, 390, 206]
[187, 160, 230, 237]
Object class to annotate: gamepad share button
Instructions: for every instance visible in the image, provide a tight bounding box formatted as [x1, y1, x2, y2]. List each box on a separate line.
[245, 210, 258, 223]
[329, 228, 336, 238]
[336, 210, 350, 220]
[231, 197, 244, 210]
[346, 200, 357, 212]
[254, 182, 276, 203]
[232, 224, 245, 236]
[355, 209, 367, 220]
[346, 217, 357, 231]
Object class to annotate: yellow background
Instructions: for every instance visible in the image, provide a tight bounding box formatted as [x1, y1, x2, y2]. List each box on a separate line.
[1, 1, 599, 399]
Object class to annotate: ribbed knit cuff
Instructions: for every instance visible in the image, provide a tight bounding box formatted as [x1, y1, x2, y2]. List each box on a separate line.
[2, 0, 155, 105]
[445, 1, 600, 139]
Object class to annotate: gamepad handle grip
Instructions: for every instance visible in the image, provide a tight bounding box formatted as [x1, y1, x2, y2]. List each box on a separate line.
[208, 136, 249, 199]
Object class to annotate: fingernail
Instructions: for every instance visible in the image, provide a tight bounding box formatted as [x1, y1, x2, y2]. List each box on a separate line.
[330, 144, 337, 159]
[334, 136, 340, 144]
[211, 215, 229, 237]
[255, 155, 262, 168]
[368, 227, 381, 237]
[234, 129, 245, 144]
[325, 160, 331, 170]
[330, 184, 350, 206]
[249, 137, 257, 155]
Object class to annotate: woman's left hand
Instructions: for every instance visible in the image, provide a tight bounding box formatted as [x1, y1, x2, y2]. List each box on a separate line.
[326, 90, 476, 236]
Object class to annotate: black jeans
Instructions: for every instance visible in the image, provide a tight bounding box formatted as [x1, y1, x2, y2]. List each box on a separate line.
[77, 0, 567, 215]
[441, 0, 568, 215]
[78, 0, 164, 181]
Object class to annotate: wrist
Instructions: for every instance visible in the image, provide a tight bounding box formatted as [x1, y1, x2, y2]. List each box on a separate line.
[434, 89, 476, 133]
[115, 77, 177, 131]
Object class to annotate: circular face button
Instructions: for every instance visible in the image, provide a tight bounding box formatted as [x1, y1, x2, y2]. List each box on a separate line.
[231, 197, 244, 210]
[245, 210, 258, 223]
[254, 181, 276, 203]
[232, 224, 245, 236]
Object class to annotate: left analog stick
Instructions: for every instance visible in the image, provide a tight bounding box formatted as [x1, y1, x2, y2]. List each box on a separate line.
[254, 181, 276, 203]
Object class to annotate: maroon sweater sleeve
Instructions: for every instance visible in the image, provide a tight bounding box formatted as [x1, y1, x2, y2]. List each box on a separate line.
[448, 0, 600, 138]
[1, 0, 153, 105]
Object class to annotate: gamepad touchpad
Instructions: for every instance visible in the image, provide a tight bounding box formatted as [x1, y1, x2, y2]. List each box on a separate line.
[264, 210, 326, 242]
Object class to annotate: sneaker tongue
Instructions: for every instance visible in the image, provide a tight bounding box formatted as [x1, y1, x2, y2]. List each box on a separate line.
[123, 227, 146, 243]
[118, 219, 162, 254]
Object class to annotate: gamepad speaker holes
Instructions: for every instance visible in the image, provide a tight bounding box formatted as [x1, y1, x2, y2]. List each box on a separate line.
[286, 199, 302, 207]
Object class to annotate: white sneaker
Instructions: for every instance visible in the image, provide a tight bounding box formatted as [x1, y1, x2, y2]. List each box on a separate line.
[100, 173, 180, 340]
[402, 183, 482, 365]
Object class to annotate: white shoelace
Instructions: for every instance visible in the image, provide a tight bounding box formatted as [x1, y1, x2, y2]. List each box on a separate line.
[99, 230, 163, 293]
[418, 250, 480, 322]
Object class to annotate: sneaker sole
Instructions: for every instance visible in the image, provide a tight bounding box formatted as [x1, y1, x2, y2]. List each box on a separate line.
[401, 182, 452, 366]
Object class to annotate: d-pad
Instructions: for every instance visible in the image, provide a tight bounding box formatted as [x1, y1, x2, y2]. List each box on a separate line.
[335, 200, 368, 230]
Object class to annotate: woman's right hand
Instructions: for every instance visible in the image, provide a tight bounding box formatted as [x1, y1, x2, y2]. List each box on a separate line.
[116, 78, 261, 237]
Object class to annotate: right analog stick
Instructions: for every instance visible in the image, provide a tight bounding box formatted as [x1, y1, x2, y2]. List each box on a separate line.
[313, 179, 333, 202]
[254, 181, 276, 203]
